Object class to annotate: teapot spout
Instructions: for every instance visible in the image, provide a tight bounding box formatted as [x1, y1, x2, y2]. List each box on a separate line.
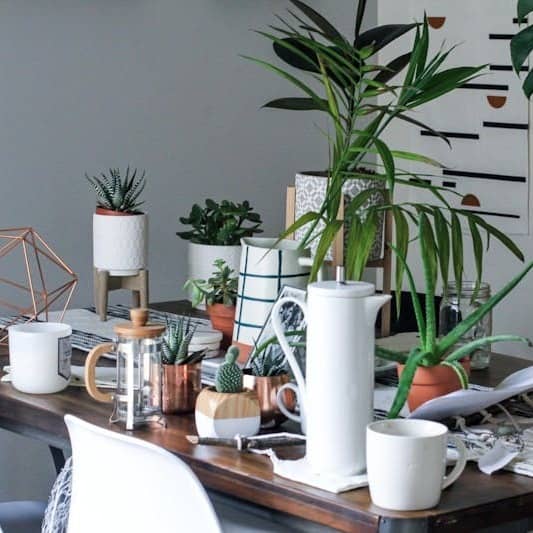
[365, 294, 392, 328]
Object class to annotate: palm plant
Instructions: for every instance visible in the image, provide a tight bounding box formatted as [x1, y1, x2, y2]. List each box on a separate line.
[377, 213, 533, 418]
[247, 1, 524, 304]
[511, 0, 533, 97]
[86, 167, 146, 213]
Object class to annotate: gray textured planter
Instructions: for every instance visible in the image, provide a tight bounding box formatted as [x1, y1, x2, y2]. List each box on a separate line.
[294, 172, 385, 263]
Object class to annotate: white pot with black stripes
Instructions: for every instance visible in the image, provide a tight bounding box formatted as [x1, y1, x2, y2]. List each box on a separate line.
[232, 238, 311, 348]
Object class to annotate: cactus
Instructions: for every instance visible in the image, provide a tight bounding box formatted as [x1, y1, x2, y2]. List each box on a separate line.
[215, 346, 243, 393]
[86, 167, 146, 213]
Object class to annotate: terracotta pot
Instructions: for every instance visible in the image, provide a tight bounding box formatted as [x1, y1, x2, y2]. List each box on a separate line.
[161, 362, 202, 414]
[398, 360, 471, 412]
[242, 372, 295, 428]
[195, 387, 260, 438]
[207, 304, 235, 349]
[95, 207, 136, 216]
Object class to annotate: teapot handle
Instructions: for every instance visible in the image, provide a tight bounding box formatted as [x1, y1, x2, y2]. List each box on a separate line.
[85, 342, 115, 403]
[271, 297, 307, 411]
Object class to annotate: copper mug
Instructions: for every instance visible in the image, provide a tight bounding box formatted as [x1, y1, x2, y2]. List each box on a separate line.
[161, 363, 202, 414]
[243, 372, 295, 428]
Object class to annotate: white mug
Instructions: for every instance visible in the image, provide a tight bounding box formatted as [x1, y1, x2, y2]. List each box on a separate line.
[366, 419, 467, 511]
[8, 322, 72, 394]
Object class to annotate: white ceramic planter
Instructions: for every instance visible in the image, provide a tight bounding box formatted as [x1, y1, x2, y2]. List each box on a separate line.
[93, 213, 148, 275]
[187, 243, 241, 283]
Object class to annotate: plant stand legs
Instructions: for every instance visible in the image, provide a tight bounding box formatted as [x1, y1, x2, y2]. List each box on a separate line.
[93, 268, 149, 321]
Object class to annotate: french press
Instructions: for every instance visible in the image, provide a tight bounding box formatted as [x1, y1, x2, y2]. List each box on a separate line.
[85, 308, 166, 430]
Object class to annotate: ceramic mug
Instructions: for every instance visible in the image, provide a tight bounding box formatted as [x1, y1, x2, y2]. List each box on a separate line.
[232, 238, 311, 347]
[366, 419, 467, 511]
[8, 322, 72, 394]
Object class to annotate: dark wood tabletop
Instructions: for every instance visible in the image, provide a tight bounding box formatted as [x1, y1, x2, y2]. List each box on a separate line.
[1, 302, 533, 532]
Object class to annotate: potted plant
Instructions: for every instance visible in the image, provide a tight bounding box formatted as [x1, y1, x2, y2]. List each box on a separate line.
[184, 259, 238, 349]
[86, 167, 147, 275]
[177, 199, 263, 288]
[161, 317, 206, 414]
[247, 2, 523, 294]
[243, 341, 295, 428]
[195, 346, 260, 438]
[377, 214, 533, 417]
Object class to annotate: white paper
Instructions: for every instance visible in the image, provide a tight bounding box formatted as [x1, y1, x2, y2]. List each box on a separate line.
[410, 366, 533, 421]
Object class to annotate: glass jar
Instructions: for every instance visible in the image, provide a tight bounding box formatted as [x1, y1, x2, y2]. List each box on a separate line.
[439, 282, 492, 370]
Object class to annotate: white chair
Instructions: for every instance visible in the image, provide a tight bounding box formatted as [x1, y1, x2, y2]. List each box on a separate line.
[65, 415, 222, 533]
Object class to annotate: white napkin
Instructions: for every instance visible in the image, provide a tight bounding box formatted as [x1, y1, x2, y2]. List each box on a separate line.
[253, 449, 368, 493]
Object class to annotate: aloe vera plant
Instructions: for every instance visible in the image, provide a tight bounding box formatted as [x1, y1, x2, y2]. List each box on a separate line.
[162, 317, 205, 366]
[247, 1, 524, 300]
[377, 213, 533, 418]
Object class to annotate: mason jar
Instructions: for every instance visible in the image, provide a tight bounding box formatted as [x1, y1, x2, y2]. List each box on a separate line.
[439, 282, 492, 370]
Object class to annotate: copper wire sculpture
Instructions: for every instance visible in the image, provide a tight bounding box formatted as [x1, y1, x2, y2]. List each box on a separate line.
[0, 227, 78, 344]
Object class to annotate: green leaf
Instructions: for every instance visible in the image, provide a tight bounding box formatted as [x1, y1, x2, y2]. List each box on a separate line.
[388, 348, 427, 418]
[434, 209, 450, 296]
[374, 53, 411, 84]
[390, 150, 444, 168]
[376, 345, 408, 364]
[465, 213, 524, 262]
[356, 24, 418, 54]
[441, 360, 469, 389]
[355, 0, 368, 40]
[289, 0, 344, 41]
[263, 97, 328, 111]
[310, 220, 343, 281]
[438, 262, 533, 356]
[468, 217, 483, 297]
[419, 212, 438, 352]
[445, 335, 532, 363]
[373, 138, 395, 193]
[393, 113, 451, 148]
[522, 69, 533, 98]
[451, 212, 463, 293]
[346, 210, 378, 280]
[391, 207, 409, 315]
[511, 25, 533, 73]
[518, 0, 533, 18]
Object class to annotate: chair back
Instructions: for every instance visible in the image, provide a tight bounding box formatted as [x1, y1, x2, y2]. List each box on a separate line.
[65, 415, 222, 533]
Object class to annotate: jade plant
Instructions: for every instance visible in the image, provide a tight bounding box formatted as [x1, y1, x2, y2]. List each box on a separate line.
[162, 317, 205, 366]
[246, 1, 524, 299]
[86, 167, 146, 213]
[215, 346, 243, 393]
[177, 200, 263, 245]
[184, 259, 238, 308]
[377, 213, 533, 418]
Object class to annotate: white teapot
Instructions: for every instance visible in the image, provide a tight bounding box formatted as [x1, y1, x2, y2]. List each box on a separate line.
[271, 268, 390, 476]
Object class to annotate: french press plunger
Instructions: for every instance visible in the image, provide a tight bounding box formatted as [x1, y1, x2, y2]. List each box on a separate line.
[85, 308, 166, 430]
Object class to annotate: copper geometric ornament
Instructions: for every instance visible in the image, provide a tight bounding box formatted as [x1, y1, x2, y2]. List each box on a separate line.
[0, 227, 78, 344]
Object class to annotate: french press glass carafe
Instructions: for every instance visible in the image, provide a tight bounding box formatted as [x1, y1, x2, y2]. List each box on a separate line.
[85, 308, 166, 430]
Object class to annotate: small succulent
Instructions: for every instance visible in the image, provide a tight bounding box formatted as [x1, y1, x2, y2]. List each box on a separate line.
[184, 259, 238, 308]
[250, 344, 288, 377]
[86, 167, 146, 213]
[162, 317, 204, 366]
[177, 199, 262, 245]
[215, 346, 243, 393]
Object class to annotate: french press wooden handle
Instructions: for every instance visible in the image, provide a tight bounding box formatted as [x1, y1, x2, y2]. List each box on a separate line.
[84, 342, 115, 403]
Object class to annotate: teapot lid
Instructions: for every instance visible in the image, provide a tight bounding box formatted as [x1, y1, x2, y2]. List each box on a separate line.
[114, 308, 166, 339]
[308, 280, 375, 298]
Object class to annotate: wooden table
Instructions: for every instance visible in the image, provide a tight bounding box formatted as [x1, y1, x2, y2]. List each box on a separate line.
[1, 303, 533, 532]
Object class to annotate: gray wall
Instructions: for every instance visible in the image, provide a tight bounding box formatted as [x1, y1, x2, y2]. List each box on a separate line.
[0, 0, 361, 501]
